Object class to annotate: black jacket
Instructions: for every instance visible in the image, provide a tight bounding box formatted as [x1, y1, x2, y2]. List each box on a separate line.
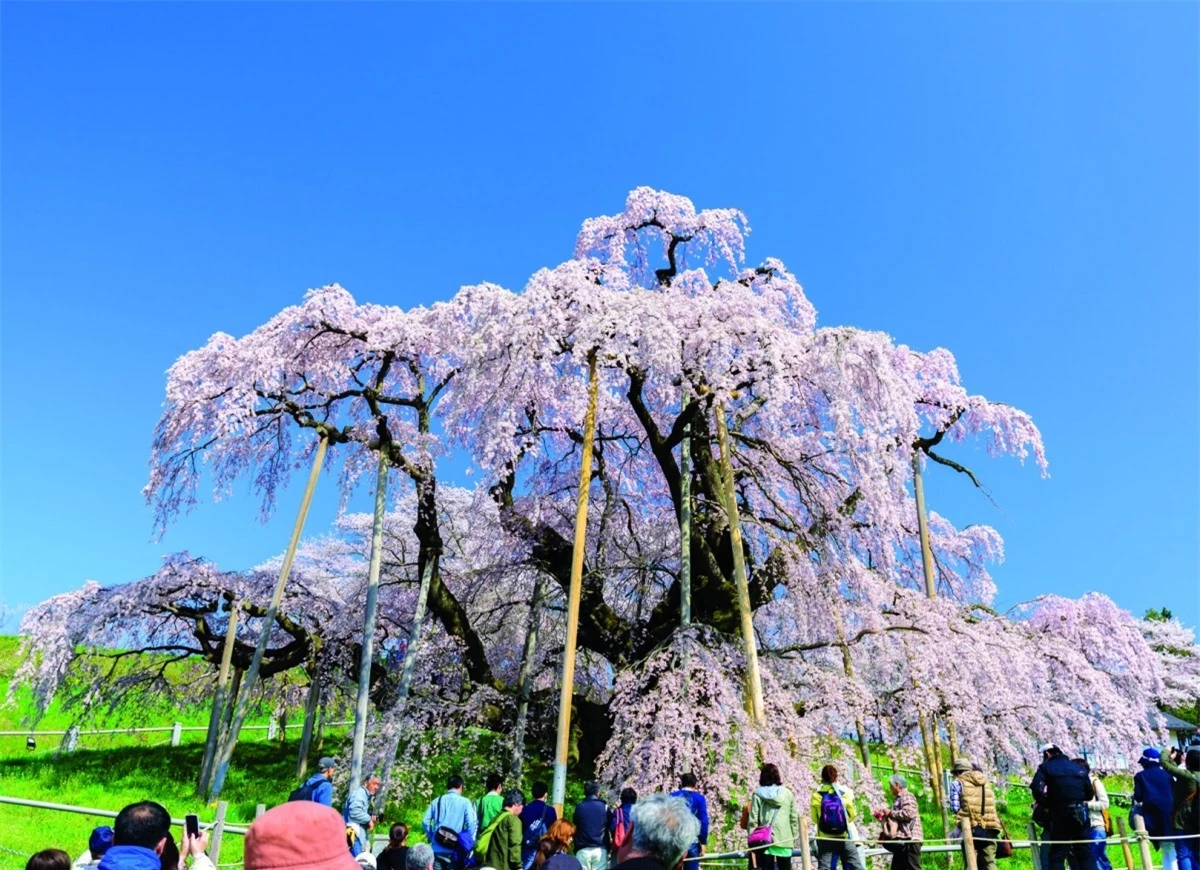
[1031, 755, 1095, 816]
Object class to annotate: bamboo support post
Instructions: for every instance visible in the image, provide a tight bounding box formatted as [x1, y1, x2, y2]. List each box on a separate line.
[551, 352, 599, 815]
[350, 451, 389, 792]
[1117, 816, 1135, 870]
[1132, 813, 1152, 870]
[210, 436, 329, 799]
[714, 400, 765, 725]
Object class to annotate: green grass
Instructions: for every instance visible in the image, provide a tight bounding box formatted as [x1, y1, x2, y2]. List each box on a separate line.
[0, 637, 1144, 870]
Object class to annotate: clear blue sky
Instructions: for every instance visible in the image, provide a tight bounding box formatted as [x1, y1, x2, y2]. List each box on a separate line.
[2, 3, 1196, 630]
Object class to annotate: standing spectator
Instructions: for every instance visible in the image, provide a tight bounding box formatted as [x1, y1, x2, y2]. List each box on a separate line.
[573, 782, 610, 870]
[243, 801, 358, 870]
[668, 774, 709, 870]
[98, 802, 175, 870]
[876, 774, 922, 870]
[408, 845, 435, 870]
[748, 763, 800, 870]
[811, 765, 866, 870]
[1164, 748, 1200, 870]
[480, 774, 506, 830]
[610, 788, 638, 866]
[377, 823, 410, 870]
[27, 852, 71, 870]
[485, 790, 527, 870]
[1073, 759, 1112, 870]
[423, 775, 479, 870]
[297, 758, 338, 807]
[521, 783, 558, 870]
[535, 821, 582, 870]
[614, 794, 700, 870]
[1031, 743, 1097, 870]
[73, 826, 114, 869]
[950, 759, 1002, 870]
[1132, 749, 1177, 870]
[344, 775, 383, 858]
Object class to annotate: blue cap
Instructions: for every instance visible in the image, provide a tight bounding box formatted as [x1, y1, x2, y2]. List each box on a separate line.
[89, 825, 114, 856]
[1139, 748, 1161, 766]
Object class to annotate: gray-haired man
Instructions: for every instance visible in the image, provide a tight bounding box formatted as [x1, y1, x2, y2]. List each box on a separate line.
[408, 843, 435, 870]
[615, 795, 701, 870]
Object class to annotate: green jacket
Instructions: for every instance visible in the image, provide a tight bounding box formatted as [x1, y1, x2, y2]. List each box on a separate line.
[750, 785, 800, 856]
[484, 811, 524, 870]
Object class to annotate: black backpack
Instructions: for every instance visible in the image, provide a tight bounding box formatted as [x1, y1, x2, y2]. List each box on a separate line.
[288, 779, 319, 802]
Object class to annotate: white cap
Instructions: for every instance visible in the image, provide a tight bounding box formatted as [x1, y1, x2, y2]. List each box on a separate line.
[1037, 742, 1058, 753]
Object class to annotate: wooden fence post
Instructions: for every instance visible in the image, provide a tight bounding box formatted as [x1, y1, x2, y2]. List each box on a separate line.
[798, 815, 812, 870]
[60, 726, 79, 754]
[209, 801, 228, 867]
[961, 824, 979, 870]
[268, 718, 278, 741]
[1116, 816, 1135, 870]
[170, 722, 182, 747]
[1132, 814, 1152, 870]
[256, 803, 266, 819]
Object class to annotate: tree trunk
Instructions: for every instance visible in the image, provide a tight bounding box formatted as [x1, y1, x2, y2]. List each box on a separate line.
[510, 575, 547, 780]
[198, 600, 240, 797]
[210, 436, 328, 800]
[296, 670, 322, 779]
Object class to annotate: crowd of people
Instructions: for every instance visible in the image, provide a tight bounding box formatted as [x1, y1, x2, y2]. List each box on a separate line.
[22, 742, 1200, 870]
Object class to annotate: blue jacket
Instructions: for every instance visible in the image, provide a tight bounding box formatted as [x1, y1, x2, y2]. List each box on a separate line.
[1134, 765, 1176, 840]
[424, 790, 479, 857]
[670, 789, 709, 846]
[610, 802, 635, 838]
[573, 796, 609, 850]
[303, 772, 334, 807]
[97, 845, 162, 870]
[520, 799, 558, 844]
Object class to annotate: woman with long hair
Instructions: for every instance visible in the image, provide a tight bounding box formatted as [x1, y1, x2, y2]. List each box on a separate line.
[377, 822, 409, 870]
[535, 820, 582, 870]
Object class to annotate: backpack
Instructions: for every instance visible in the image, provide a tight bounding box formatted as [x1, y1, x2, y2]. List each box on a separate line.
[818, 790, 848, 836]
[523, 804, 551, 849]
[473, 814, 506, 862]
[612, 806, 632, 849]
[288, 778, 319, 802]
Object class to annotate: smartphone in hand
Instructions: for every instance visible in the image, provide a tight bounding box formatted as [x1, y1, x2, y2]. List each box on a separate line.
[185, 814, 200, 839]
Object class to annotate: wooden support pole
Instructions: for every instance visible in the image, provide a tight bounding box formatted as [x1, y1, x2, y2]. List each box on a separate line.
[1132, 813, 1153, 870]
[961, 824, 979, 870]
[1117, 816, 1135, 870]
[1027, 822, 1042, 870]
[210, 436, 329, 800]
[551, 352, 600, 815]
[511, 575, 546, 780]
[350, 451, 389, 793]
[209, 801, 228, 867]
[798, 815, 812, 870]
[912, 452, 936, 599]
[714, 400, 765, 725]
[296, 669, 321, 779]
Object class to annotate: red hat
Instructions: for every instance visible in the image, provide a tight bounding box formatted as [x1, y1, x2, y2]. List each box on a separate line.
[245, 802, 359, 870]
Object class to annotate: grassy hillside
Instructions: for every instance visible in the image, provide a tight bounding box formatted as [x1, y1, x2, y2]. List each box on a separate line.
[0, 637, 1137, 870]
